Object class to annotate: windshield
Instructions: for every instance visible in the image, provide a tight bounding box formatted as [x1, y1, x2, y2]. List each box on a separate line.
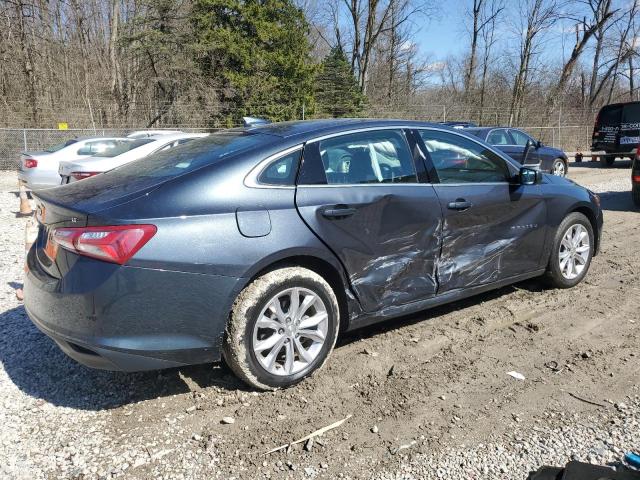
[44, 139, 78, 153]
[102, 132, 276, 181]
[97, 138, 154, 158]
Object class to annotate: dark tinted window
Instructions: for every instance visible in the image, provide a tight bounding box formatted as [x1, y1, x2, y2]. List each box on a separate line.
[319, 130, 416, 184]
[622, 103, 640, 123]
[418, 129, 511, 183]
[103, 132, 276, 181]
[487, 129, 511, 145]
[258, 149, 301, 185]
[599, 105, 622, 125]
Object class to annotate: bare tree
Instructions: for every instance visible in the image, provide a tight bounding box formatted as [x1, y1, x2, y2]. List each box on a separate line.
[546, 0, 617, 115]
[508, 0, 560, 125]
[463, 0, 504, 95]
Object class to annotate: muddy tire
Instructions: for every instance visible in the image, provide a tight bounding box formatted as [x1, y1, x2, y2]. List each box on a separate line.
[546, 212, 594, 289]
[223, 267, 340, 390]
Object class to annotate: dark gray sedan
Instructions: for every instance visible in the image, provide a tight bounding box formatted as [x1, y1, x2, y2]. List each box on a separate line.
[465, 127, 569, 177]
[24, 120, 602, 390]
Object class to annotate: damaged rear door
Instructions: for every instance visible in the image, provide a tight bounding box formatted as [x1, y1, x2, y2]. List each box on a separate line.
[414, 128, 547, 293]
[295, 128, 443, 313]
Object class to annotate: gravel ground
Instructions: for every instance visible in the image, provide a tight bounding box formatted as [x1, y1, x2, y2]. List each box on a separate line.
[0, 161, 638, 480]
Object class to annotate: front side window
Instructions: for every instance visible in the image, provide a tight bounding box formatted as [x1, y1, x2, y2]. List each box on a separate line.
[487, 129, 511, 145]
[600, 105, 622, 125]
[258, 149, 301, 185]
[418, 129, 511, 184]
[318, 130, 416, 185]
[622, 103, 640, 123]
[509, 129, 533, 146]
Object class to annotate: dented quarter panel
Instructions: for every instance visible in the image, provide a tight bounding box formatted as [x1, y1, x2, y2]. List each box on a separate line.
[295, 185, 443, 313]
[433, 183, 547, 293]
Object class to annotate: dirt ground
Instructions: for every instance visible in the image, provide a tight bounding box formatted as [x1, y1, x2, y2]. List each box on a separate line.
[1, 161, 638, 480]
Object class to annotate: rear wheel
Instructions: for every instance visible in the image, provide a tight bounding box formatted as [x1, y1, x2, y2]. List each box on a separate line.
[551, 158, 567, 176]
[632, 186, 640, 207]
[600, 154, 615, 167]
[546, 213, 594, 289]
[223, 267, 340, 390]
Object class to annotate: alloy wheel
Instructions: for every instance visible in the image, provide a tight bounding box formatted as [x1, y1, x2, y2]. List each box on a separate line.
[558, 224, 590, 280]
[252, 287, 328, 376]
[552, 160, 566, 176]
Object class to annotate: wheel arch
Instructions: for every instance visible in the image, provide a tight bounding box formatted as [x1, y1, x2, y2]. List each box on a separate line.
[238, 250, 356, 333]
[569, 205, 600, 255]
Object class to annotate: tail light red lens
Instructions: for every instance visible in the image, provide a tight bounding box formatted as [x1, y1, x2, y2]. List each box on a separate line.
[71, 172, 99, 181]
[24, 158, 38, 168]
[52, 225, 157, 264]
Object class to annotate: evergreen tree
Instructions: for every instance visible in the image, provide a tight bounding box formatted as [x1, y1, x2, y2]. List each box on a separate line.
[191, 0, 315, 125]
[314, 46, 365, 118]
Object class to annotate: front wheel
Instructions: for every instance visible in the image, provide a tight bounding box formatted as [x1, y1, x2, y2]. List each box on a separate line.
[551, 158, 567, 176]
[546, 213, 594, 288]
[223, 267, 340, 390]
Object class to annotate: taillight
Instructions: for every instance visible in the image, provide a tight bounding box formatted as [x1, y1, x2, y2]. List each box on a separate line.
[52, 225, 157, 264]
[24, 158, 38, 168]
[71, 171, 99, 181]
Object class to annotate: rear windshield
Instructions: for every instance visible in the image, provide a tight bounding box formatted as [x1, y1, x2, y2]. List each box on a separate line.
[622, 103, 640, 123]
[599, 105, 622, 125]
[102, 132, 276, 181]
[44, 139, 78, 153]
[98, 138, 154, 158]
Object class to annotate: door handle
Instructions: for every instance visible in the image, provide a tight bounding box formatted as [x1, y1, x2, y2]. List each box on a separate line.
[447, 199, 473, 211]
[322, 207, 357, 218]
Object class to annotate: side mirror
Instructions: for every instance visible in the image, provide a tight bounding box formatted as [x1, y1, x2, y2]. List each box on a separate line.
[520, 166, 539, 185]
[536, 140, 543, 149]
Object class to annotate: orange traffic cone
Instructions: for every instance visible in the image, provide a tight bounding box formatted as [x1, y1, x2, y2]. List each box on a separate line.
[18, 183, 32, 216]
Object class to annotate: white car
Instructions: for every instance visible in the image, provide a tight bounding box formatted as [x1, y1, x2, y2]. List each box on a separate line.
[18, 137, 128, 189]
[126, 130, 184, 138]
[58, 133, 209, 184]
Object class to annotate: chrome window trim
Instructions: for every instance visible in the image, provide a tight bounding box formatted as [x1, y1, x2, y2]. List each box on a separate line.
[244, 144, 303, 189]
[245, 125, 525, 189]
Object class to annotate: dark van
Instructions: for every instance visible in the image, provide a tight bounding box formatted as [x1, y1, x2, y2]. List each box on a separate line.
[592, 101, 640, 166]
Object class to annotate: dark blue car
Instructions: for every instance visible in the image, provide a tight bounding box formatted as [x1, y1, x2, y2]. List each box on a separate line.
[465, 127, 569, 177]
[24, 119, 602, 390]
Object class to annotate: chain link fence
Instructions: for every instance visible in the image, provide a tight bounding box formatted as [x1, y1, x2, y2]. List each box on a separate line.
[0, 121, 594, 170]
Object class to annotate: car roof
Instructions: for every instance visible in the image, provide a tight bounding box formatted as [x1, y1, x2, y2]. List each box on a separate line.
[242, 118, 448, 141]
[148, 132, 209, 142]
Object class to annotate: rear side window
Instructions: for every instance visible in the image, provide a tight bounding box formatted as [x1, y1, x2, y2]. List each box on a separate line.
[318, 130, 416, 184]
[622, 103, 640, 123]
[99, 138, 154, 157]
[258, 149, 301, 185]
[77, 140, 120, 156]
[599, 105, 622, 125]
[487, 129, 511, 145]
[418, 129, 511, 184]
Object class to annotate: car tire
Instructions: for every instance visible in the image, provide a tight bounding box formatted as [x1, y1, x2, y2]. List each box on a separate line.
[551, 158, 567, 176]
[223, 266, 340, 390]
[546, 212, 594, 289]
[633, 186, 640, 207]
[600, 154, 615, 167]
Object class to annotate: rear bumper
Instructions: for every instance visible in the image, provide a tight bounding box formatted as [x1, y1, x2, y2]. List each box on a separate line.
[18, 170, 61, 190]
[23, 246, 242, 372]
